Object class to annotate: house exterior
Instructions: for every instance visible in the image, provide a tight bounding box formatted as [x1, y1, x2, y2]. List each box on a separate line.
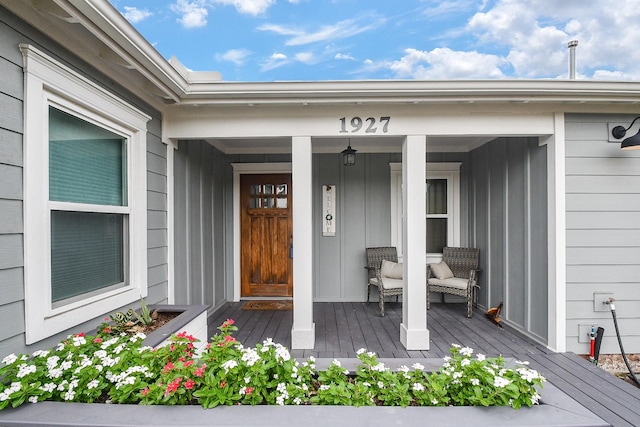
[1, 0, 639, 357]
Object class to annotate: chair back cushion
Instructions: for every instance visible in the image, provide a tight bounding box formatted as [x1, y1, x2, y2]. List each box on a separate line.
[430, 261, 454, 279]
[381, 259, 403, 279]
[366, 247, 398, 279]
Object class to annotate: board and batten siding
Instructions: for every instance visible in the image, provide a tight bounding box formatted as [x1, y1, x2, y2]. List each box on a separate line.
[0, 7, 167, 357]
[565, 113, 640, 354]
[468, 137, 548, 345]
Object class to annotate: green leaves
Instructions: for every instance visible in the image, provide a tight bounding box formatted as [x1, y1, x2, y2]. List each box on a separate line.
[0, 321, 544, 410]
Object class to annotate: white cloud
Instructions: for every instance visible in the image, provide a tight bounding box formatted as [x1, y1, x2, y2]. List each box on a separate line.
[259, 15, 385, 46]
[335, 53, 355, 60]
[171, 0, 208, 29]
[210, 0, 275, 16]
[294, 52, 314, 64]
[466, 0, 640, 79]
[215, 48, 252, 66]
[372, 48, 506, 80]
[260, 52, 289, 71]
[122, 6, 151, 23]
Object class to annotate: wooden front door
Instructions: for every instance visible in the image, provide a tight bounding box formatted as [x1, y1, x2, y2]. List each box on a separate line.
[240, 174, 293, 297]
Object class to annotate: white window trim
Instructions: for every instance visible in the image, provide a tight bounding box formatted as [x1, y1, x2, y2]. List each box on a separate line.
[390, 162, 461, 262]
[21, 44, 150, 344]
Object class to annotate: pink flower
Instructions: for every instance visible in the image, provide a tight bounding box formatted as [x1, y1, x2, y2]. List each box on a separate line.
[183, 360, 194, 368]
[222, 319, 234, 327]
[194, 364, 206, 377]
[164, 378, 182, 396]
[93, 337, 103, 344]
[141, 387, 150, 396]
[184, 379, 196, 390]
[162, 362, 174, 374]
[75, 332, 85, 337]
[103, 326, 111, 334]
[245, 387, 254, 396]
[220, 381, 227, 388]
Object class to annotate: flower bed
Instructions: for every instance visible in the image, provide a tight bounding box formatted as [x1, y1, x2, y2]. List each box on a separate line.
[0, 319, 544, 410]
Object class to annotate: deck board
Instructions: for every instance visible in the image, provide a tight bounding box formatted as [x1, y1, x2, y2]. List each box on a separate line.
[207, 301, 640, 427]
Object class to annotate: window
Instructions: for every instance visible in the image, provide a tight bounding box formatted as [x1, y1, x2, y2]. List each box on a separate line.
[390, 163, 460, 261]
[22, 45, 150, 343]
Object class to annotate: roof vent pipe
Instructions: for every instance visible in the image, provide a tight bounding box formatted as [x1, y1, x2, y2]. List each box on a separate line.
[568, 40, 578, 79]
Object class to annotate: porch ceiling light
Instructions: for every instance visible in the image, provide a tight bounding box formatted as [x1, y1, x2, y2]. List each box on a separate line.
[612, 116, 640, 150]
[342, 140, 357, 166]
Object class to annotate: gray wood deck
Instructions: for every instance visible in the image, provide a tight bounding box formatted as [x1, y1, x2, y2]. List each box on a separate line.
[209, 301, 640, 427]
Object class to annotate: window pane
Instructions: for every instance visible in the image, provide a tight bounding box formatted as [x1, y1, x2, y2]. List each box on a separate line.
[276, 197, 287, 208]
[427, 218, 447, 253]
[427, 179, 447, 214]
[49, 107, 126, 206]
[51, 211, 125, 302]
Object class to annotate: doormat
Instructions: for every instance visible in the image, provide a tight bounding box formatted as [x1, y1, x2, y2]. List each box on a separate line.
[242, 300, 293, 311]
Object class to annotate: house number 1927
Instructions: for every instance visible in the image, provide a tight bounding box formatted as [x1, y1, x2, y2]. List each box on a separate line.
[339, 116, 390, 133]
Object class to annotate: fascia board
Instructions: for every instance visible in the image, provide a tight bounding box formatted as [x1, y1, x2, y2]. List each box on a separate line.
[62, 0, 187, 101]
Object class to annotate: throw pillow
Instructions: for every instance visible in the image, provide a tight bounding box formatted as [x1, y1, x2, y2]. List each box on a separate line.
[381, 259, 403, 279]
[430, 261, 454, 279]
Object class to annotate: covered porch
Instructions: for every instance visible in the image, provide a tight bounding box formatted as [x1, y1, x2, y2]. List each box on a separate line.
[207, 301, 640, 427]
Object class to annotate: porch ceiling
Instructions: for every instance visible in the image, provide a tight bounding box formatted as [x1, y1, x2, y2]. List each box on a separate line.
[206, 135, 495, 154]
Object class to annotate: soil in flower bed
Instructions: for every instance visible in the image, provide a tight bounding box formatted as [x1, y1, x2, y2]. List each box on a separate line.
[122, 311, 181, 335]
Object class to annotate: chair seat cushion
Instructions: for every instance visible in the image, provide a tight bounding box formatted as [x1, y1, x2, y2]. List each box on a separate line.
[370, 277, 403, 289]
[428, 277, 469, 290]
[430, 261, 454, 279]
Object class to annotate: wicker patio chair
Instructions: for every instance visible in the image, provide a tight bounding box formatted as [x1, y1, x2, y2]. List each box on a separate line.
[365, 247, 403, 317]
[427, 247, 479, 318]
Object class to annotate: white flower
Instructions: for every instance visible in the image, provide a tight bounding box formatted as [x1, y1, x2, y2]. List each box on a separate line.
[377, 381, 384, 388]
[41, 383, 56, 393]
[453, 371, 463, 379]
[319, 385, 330, 391]
[87, 380, 100, 390]
[2, 354, 17, 365]
[515, 360, 530, 365]
[470, 378, 480, 386]
[371, 362, 387, 372]
[356, 348, 366, 355]
[16, 364, 36, 378]
[460, 346, 474, 357]
[461, 359, 470, 367]
[28, 396, 38, 403]
[72, 335, 86, 347]
[412, 362, 425, 371]
[493, 376, 511, 388]
[32, 349, 50, 358]
[362, 382, 371, 387]
[431, 398, 438, 405]
[222, 359, 238, 372]
[399, 365, 409, 373]
[476, 354, 486, 362]
[412, 383, 425, 392]
[517, 368, 543, 383]
[293, 397, 302, 405]
[63, 390, 75, 401]
[331, 359, 341, 367]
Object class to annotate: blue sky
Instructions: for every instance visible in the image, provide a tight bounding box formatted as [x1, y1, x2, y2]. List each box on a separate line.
[108, 0, 640, 82]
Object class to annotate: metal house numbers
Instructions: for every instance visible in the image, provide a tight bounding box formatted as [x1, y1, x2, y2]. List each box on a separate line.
[339, 116, 390, 134]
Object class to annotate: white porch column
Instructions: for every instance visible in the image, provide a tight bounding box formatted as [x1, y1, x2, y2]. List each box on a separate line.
[291, 136, 315, 349]
[400, 135, 430, 350]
